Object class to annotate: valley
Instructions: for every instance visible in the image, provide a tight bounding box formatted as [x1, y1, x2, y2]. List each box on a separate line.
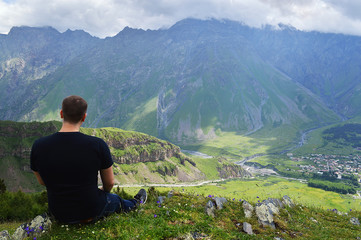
[1, 19, 361, 231]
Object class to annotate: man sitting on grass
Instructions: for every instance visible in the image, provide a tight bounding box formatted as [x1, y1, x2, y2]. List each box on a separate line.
[30, 95, 147, 224]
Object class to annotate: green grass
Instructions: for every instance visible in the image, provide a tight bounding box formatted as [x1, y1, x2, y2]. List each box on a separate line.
[183, 125, 300, 161]
[113, 156, 203, 185]
[0, 221, 23, 235]
[247, 155, 305, 172]
[191, 156, 221, 180]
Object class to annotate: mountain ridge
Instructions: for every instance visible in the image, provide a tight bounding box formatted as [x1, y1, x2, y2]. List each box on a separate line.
[1, 18, 359, 146]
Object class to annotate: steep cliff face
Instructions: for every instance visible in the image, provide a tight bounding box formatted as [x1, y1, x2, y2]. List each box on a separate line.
[216, 157, 252, 179]
[80, 127, 195, 166]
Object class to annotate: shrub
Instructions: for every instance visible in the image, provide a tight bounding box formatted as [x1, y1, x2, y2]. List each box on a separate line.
[0, 190, 48, 221]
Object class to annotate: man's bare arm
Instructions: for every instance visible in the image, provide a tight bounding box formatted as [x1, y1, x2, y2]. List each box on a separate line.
[100, 166, 114, 192]
[33, 171, 45, 186]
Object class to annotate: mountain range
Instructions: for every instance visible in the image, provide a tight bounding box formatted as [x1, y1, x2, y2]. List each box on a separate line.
[1, 18, 360, 145]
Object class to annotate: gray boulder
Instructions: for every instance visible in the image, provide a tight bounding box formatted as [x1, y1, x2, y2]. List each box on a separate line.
[255, 196, 295, 229]
[157, 196, 166, 204]
[12, 213, 52, 240]
[12, 223, 28, 240]
[205, 200, 216, 218]
[168, 190, 174, 198]
[242, 222, 253, 235]
[214, 197, 227, 210]
[264, 198, 283, 210]
[255, 202, 276, 229]
[242, 200, 254, 218]
[282, 195, 295, 208]
[0, 230, 11, 240]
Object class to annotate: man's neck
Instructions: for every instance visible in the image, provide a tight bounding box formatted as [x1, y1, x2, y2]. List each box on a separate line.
[59, 121, 82, 132]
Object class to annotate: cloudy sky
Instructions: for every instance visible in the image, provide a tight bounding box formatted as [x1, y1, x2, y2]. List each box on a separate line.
[1, 0, 361, 38]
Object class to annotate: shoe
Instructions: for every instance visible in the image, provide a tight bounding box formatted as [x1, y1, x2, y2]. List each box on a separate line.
[134, 189, 147, 205]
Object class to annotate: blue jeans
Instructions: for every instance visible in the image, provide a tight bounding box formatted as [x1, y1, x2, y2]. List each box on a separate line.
[96, 193, 137, 219]
[67, 193, 137, 224]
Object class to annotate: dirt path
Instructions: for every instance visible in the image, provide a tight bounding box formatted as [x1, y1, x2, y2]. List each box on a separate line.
[113, 178, 227, 188]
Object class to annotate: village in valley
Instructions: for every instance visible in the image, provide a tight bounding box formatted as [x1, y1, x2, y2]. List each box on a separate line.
[287, 153, 361, 181]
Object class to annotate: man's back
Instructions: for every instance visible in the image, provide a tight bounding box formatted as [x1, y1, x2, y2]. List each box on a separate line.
[30, 132, 113, 222]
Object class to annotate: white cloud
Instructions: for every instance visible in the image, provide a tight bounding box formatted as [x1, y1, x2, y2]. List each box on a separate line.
[0, 0, 361, 37]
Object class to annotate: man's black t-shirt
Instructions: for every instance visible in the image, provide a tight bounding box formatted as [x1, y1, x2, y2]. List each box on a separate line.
[30, 132, 113, 223]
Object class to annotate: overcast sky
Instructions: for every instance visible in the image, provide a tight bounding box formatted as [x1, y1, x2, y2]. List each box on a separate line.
[1, 0, 361, 38]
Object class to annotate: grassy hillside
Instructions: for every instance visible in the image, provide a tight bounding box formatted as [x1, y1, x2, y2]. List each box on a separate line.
[0, 121, 249, 192]
[1, 186, 360, 239]
[293, 116, 361, 155]
[0, 121, 61, 192]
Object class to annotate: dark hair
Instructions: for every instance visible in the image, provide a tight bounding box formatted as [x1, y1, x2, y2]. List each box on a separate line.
[61, 95, 88, 124]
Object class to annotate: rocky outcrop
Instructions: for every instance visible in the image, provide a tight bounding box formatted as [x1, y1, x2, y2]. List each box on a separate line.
[217, 164, 252, 179]
[255, 196, 294, 229]
[242, 200, 254, 218]
[8, 213, 52, 240]
[82, 128, 194, 166]
[0, 121, 60, 159]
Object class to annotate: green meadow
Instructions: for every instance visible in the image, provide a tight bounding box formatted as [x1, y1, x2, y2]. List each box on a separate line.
[183, 125, 300, 161]
[123, 176, 361, 213]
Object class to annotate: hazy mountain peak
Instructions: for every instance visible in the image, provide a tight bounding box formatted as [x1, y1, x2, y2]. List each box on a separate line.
[7, 26, 60, 37]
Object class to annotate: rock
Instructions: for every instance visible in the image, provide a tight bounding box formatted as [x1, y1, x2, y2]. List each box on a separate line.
[181, 232, 194, 240]
[180, 232, 208, 240]
[350, 217, 360, 226]
[0, 230, 11, 240]
[258, 198, 281, 215]
[255, 203, 276, 229]
[214, 197, 227, 209]
[12, 223, 28, 240]
[255, 197, 296, 228]
[242, 222, 253, 235]
[282, 195, 295, 208]
[168, 190, 174, 198]
[242, 200, 254, 218]
[264, 198, 283, 210]
[12, 213, 52, 240]
[157, 196, 166, 204]
[205, 200, 216, 218]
